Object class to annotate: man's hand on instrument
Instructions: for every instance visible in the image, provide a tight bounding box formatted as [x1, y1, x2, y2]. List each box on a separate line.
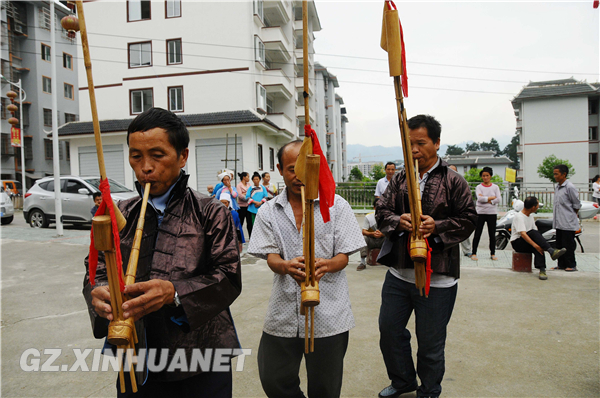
[285, 256, 306, 283]
[314, 258, 329, 281]
[315, 253, 349, 281]
[397, 213, 413, 232]
[91, 285, 113, 321]
[122, 280, 176, 321]
[419, 215, 436, 238]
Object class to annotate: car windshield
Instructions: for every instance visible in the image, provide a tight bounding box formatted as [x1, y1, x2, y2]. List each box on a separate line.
[84, 178, 132, 193]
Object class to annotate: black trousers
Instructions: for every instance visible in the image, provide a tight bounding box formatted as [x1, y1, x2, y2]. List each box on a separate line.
[237, 207, 253, 237]
[472, 214, 497, 255]
[556, 229, 577, 269]
[116, 368, 232, 398]
[257, 331, 349, 398]
[510, 230, 551, 269]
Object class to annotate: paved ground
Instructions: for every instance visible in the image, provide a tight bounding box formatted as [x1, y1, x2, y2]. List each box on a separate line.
[1, 210, 599, 397]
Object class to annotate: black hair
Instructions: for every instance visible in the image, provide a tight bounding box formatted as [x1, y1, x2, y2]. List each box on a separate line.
[127, 107, 189, 156]
[407, 114, 442, 143]
[384, 162, 396, 169]
[524, 196, 538, 210]
[373, 199, 378, 208]
[553, 164, 569, 177]
[261, 172, 270, 178]
[277, 139, 303, 167]
[251, 172, 261, 181]
[238, 172, 249, 180]
[93, 192, 102, 200]
[593, 175, 600, 183]
[480, 167, 493, 177]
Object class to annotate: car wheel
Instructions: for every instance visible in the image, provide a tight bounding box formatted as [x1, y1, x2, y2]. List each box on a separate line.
[1, 216, 13, 225]
[29, 209, 48, 228]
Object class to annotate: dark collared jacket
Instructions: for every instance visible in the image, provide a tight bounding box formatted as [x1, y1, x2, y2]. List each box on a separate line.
[376, 160, 477, 279]
[82, 174, 242, 381]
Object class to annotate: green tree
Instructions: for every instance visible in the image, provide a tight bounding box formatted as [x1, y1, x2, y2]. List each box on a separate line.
[501, 133, 519, 169]
[445, 144, 464, 156]
[537, 155, 575, 184]
[349, 166, 364, 182]
[370, 164, 385, 180]
[465, 142, 480, 152]
[480, 138, 501, 155]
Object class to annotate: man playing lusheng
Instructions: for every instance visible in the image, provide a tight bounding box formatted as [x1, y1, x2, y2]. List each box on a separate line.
[510, 196, 566, 280]
[248, 140, 364, 398]
[83, 108, 242, 397]
[552, 164, 582, 272]
[376, 115, 477, 398]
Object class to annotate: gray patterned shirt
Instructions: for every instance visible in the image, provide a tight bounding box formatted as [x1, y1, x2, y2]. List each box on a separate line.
[248, 188, 365, 338]
[553, 179, 581, 231]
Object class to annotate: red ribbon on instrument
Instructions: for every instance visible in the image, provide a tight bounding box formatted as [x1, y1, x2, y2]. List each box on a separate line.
[594, 1, 599, 9]
[88, 178, 125, 291]
[386, 0, 408, 97]
[304, 124, 336, 223]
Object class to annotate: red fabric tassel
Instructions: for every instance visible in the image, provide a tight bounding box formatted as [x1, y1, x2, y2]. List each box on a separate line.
[386, 0, 409, 97]
[594, 1, 599, 8]
[304, 125, 336, 223]
[88, 179, 125, 291]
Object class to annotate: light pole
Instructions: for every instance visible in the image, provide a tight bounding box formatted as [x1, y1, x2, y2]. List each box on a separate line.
[1, 74, 26, 200]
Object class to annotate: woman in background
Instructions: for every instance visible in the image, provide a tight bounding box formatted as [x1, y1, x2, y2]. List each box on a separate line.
[236, 172, 252, 234]
[262, 171, 277, 200]
[245, 171, 268, 238]
[592, 175, 600, 206]
[471, 167, 501, 261]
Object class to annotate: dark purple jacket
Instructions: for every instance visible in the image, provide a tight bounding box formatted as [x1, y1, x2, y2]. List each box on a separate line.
[376, 160, 477, 278]
[83, 174, 242, 381]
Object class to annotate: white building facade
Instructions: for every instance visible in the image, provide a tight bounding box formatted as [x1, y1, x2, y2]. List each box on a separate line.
[58, 0, 349, 191]
[512, 78, 600, 187]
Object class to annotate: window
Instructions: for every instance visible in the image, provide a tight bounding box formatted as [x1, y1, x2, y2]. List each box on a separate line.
[130, 88, 153, 114]
[128, 0, 151, 22]
[168, 86, 183, 112]
[43, 108, 52, 126]
[258, 144, 263, 170]
[64, 179, 87, 194]
[65, 141, 70, 161]
[63, 53, 72, 69]
[24, 136, 33, 159]
[39, 180, 56, 192]
[166, 0, 181, 18]
[44, 140, 53, 159]
[128, 42, 152, 68]
[1, 134, 10, 155]
[65, 113, 77, 123]
[590, 126, 598, 141]
[39, 7, 51, 30]
[254, 0, 264, 21]
[1, 98, 6, 120]
[269, 147, 274, 171]
[254, 36, 265, 66]
[167, 39, 182, 65]
[266, 97, 273, 114]
[64, 83, 74, 100]
[591, 153, 598, 167]
[42, 76, 51, 93]
[41, 44, 51, 62]
[589, 99, 599, 115]
[256, 83, 267, 113]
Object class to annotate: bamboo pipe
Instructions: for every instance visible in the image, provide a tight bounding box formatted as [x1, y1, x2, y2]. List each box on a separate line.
[302, 0, 309, 125]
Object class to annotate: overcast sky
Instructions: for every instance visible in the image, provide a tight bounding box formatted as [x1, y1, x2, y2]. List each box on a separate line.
[312, 1, 599, 148]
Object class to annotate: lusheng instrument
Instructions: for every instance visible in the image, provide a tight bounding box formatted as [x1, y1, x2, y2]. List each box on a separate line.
[62, 2, 150, 392]
[381, 1, 432, 297]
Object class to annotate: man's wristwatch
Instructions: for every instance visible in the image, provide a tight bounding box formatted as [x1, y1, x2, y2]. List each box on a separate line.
[173, 291, 181, 307]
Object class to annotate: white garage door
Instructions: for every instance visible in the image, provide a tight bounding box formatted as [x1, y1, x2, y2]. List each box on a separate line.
[196, 137, 243, 193]
[79, 145, 126, 184]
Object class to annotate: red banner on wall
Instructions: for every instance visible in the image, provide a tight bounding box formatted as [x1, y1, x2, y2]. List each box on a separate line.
[10, 126, 21, 147]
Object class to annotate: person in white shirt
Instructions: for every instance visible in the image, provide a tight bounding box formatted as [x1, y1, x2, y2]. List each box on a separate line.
[510, 196, 566, 280]
[357, 200, 386, 270]
[375, 162, 397, 198]
[592, 175, 600, 206]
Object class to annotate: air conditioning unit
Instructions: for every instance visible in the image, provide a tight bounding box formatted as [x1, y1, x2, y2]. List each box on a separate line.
[14, 24, 23, 34]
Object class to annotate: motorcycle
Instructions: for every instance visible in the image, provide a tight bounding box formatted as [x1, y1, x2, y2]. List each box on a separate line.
[494, 187, 599, 252]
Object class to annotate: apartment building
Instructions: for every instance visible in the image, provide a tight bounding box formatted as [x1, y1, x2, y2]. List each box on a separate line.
[511, 78, 600, 187]
[1, 0, 77, 187]
[58, 0, 350, 191]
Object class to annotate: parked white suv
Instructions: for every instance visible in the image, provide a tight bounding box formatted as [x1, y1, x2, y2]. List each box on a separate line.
[24, 176, 138, 228]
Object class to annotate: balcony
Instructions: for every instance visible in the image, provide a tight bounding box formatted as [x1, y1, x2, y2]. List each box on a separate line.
[262, 26, 290, 46]
[295, 78, 313, 97]
[262, 68, 291, 85]
[264, 39, 291, 64]
[266, 112, 294, 134]
[263, 0, 290, 25]
[265, 83, 292, 101]
[516, 119, 522, 129]
[296, 105, 315, 124]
